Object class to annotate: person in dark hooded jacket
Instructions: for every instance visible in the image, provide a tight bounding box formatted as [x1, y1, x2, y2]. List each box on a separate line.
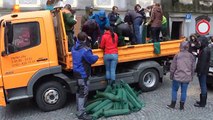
[82, 19, 101, 49]
[81, 6, 94, 28]
[124, 10, 143, 44]
[194, 36, 211, 108]
[90, 10, 110, 35]
[167, 41, 195, 110]
[71, 32, 99, 120]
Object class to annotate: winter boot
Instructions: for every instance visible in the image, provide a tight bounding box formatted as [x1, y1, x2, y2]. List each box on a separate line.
[194, 94, 207, 107]
[180, 101, 184, 110]
[167, 101, 176, 109]
[77, 112, 93, 120]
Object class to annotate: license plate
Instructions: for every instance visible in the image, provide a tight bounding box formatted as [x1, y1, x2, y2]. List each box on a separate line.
[209, 67, 213, 72]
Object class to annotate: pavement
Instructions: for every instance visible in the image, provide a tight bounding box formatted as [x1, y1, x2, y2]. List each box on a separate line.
[1, 74, 213, 120]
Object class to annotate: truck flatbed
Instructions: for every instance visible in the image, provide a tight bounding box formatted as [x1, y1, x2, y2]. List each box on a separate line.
[64, 39, 184, 70]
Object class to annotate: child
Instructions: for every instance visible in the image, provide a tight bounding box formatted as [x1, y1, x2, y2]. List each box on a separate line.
[72, 32, 98, 120]
[167, 41, 195, 110]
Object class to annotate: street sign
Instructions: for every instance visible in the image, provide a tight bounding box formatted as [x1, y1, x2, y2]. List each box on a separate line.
[196, 19, 210, 35]
[185, 13, 192, 22]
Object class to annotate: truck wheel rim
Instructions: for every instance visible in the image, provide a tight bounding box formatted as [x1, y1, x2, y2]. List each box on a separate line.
[143, 72, 156, 88]
[43, 88, 59, 105]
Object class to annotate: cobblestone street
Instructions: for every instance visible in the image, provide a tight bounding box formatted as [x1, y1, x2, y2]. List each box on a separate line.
[1, 74, 213, 120]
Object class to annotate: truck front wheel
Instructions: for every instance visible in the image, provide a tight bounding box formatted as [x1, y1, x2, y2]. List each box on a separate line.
[138, 69, 159, 92]
[35, 81, 67, 112]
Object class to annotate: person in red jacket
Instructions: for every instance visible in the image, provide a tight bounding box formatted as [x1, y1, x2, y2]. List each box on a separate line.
[100, 26, 118, 85]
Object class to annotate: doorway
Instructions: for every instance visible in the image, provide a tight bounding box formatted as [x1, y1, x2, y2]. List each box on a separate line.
[171, 21, 183, 40]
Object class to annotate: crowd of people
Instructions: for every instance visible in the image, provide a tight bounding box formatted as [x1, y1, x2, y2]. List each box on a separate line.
[167, 33, 213, 110]
[60, 2, 169, 50]
[56, 2, 213, 120]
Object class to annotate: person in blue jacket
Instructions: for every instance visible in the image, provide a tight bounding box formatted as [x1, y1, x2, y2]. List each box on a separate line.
[71, 32, 99, 120]
[90, 10, 110, 35]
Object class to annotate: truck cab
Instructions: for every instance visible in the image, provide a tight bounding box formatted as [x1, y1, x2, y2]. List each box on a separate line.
[0, 9, 184, 111]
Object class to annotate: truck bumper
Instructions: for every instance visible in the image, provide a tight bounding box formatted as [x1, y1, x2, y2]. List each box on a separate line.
[0, 87, 6, 107]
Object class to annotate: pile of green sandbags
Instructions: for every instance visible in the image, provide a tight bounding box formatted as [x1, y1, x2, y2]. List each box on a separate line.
[86, 81, 145, 120]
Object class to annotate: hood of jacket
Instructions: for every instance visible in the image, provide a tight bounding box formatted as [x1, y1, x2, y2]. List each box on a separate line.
[97, 10, 106, 18]
[180, 41, 189, 52]
[153, 6, 162, 13]
[73, 40, 87, 50]
[85, 6, 93, 15]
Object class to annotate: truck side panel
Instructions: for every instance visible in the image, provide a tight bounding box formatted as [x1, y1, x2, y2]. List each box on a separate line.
[66, 39, 183, 70]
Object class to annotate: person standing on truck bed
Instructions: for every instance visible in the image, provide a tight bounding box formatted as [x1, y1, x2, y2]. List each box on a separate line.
[194, 36, 211, 108]
[81, 6, 94, 28]
[90, 10, 110, 35]
[150, 3, 163, 43]
[82, 19, 101, 49]
[167, 41, 195, 110]
[124, 10, 142, 44]
[62, 4, 77, 49]
[100, 26, 118, 86]
[71, 32, 98, 120]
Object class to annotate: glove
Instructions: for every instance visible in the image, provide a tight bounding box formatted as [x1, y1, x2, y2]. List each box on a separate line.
[145, 22, 149, 26]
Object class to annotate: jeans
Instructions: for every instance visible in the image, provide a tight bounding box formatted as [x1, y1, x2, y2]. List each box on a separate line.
[104, 54, 118, 81]
[133, 18, 142, 44]
[151, 27, 161, 42]
[198, 74, 207, 94]
[172, 80, 189, 102]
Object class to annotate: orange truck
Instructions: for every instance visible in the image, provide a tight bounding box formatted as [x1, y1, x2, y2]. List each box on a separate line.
[0, 9, 184, 111]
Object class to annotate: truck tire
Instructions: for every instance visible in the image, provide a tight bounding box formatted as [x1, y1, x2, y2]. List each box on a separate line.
[138, 69, 159, 92]
[35, 81, 67, 112]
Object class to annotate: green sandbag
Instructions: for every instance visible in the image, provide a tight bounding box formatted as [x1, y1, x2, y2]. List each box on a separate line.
[103, 109, 130, 117]
[104, 85, 112, 93]
[92, 102, 113, 119]
[96, 91, 121, 101]
[127, 100, 134, 110]
[113, 102, 121, 109]
[122, 81, 138, 99]
[86, 100, 102, 113]
[121, 89, 128, 109]
[153, 42, 161, 54]
[91, 99, 111, 113]
[122, 81, 143, 105]
[86, 98, 105, 106]
[125, 89, 142, 109]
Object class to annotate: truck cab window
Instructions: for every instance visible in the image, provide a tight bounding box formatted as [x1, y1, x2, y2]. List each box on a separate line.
[9, 22, 40, 53]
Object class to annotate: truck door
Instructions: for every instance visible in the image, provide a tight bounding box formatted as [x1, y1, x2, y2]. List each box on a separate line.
[1, 18, 49, 90]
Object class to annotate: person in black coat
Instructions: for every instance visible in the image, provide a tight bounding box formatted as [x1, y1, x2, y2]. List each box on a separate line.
[194, 36, 211, 108]
[188, 34, 201, 57]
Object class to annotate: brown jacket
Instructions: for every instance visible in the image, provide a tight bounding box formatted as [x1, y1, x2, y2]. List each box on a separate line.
[170, 41, 196, 83]
[150, 6, 163, 27]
